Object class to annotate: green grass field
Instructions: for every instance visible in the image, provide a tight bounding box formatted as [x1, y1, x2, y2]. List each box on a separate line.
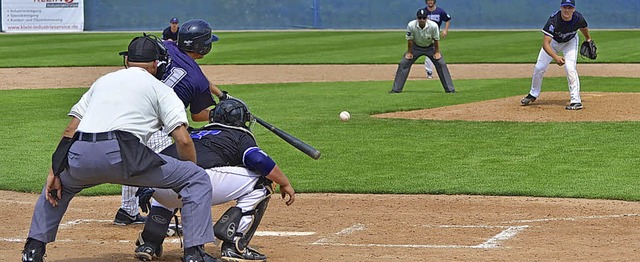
[0, 31, 639, 200]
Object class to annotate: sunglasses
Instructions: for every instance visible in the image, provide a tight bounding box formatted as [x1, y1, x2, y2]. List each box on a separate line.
[417, 17, 428, 20]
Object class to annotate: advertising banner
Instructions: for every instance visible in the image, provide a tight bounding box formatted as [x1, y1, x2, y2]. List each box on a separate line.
[2, 0, 83, 32]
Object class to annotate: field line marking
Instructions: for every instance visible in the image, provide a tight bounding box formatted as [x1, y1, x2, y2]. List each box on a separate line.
[473, 225, 529, 248]
[312, 223, 365, 245]
[502, 213, 640, 224]
[59, 219, 112, 229]
[310, 224, 529, 249]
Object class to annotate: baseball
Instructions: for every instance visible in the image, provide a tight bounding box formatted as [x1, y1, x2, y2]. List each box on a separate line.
[339, 111, 350, 122]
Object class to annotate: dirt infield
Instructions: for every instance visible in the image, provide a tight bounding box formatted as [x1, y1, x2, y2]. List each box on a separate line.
[1, 64, 640, 261]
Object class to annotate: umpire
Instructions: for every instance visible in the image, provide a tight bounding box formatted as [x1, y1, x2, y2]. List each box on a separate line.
[21, 35, 218, 262]
[390, 9, 455, 94]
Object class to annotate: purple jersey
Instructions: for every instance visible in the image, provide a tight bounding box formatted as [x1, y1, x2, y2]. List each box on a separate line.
[422, 6, 451, 27]
[542, 11, 588, 43]
[162, 40, 215, 114]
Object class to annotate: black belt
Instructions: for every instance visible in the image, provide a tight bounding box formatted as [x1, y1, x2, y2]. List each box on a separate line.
[77, 131, 117, 142]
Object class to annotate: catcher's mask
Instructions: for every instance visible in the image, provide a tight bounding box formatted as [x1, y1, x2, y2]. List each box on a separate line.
[118, 33, 170, 80]
[209, 98, 255, 130]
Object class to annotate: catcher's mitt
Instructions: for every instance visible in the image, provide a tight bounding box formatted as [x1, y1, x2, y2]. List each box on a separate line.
[580, 40, 597, 60]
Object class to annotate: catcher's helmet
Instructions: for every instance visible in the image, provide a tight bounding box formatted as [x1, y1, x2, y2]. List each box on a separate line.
[177, 19, 219, 56]
[209, 98, 254, 130]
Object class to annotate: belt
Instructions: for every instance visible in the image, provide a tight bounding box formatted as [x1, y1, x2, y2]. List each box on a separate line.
[77, 131, 117, 142]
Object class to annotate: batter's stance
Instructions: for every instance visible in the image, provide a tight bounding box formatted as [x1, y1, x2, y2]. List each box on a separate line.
[521, 0, 592, 110]
[115, 19, 230, 225]
[390, 9, 455, 94]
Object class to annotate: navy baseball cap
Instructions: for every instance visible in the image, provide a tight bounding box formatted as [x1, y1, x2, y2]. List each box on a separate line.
[170, 17, 179, 23]
[561, 0, 575, 7]
[416, 9, 428, 19]
[121, 36, 161, 62]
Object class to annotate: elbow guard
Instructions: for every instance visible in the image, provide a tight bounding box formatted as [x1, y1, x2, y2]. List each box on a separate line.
[243, 147, 276, 176]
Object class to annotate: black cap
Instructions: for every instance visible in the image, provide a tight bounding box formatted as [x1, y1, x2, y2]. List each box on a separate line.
[561, 0, 575, 7]
[417, 9, 428, 19]
[120, 37, 159, 62]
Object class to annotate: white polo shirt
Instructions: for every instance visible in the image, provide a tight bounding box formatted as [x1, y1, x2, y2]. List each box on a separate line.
[70, 67, 188, 146]
[405, 19, 440, 47]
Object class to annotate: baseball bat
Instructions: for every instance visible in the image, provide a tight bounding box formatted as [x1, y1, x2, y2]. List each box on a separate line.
[254, 117, 321, 160]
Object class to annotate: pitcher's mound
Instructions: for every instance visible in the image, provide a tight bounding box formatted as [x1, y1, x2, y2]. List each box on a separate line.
[375, 92, 640, 122]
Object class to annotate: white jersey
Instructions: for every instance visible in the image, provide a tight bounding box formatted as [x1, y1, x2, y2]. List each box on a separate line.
[69, 67, 188, 146]
[405, 19, 440, 47]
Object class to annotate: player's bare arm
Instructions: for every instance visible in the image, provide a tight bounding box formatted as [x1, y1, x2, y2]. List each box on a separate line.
[442, 20, 450, 38]
[579, 27, 592, 42]
[265, 165, 296, 206]
[170, 124, 198, 163]
[542, 36, 564, 66]
[191, 109, 210, 122]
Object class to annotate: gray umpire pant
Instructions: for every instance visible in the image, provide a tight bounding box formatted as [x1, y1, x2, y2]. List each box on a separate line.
[392, 44, 455, 93]
[27, 139, 215, 248]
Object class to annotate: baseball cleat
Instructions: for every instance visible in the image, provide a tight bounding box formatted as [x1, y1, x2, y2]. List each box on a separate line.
[520, 94, 537, 106]
[388, 90, 401, 94]
[135, 234, 163, 261]
[221, 243, 267, 262]
[427, 71, 433, 79]
[183, 245, 221, 262]
[22, 238, 46, 262]
[114, 208, 146, 225]
[565, 103, 583, 110]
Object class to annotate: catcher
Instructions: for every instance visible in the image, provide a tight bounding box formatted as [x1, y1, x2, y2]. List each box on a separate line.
[520, 0, 595, 110]
[133, 98, 295, 262]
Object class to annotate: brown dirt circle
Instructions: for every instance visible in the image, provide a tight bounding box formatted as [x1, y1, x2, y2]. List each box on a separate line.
[1, 64, 640, 262]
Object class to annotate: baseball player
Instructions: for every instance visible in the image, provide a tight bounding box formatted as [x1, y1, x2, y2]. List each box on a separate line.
[390, 9, 455, 94]
[22, 34, 218, 262]
[422, 0, 452, 79]
[162, 17, 179, 41]
[115, 19, 231, 225]
[521, 0, 592, 110]
[133, 98, 295, 262]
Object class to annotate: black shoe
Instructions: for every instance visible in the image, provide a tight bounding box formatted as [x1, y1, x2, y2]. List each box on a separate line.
[183, 245, 221, 262]
[221, 242, 267, 262]
[134, 233, 163, 261]
[565, 103, 583, 110]
[114, 208, 146, 226]
[22, 238, 46, 262]
[446, 90, 456, 93]
[388, 90, 401, 94]
[521, 94, 537, 106]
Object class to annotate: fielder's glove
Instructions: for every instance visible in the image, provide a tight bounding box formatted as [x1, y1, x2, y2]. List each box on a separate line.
[135, 187, 155, 214]
[580, 40, 597, 60]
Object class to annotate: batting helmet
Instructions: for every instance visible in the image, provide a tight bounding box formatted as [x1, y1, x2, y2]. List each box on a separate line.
[177, 19, 219, 56]
[209, 98, 254, 130]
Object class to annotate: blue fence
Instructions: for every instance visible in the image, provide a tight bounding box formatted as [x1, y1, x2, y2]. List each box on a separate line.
[2, 0, 639, 31]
